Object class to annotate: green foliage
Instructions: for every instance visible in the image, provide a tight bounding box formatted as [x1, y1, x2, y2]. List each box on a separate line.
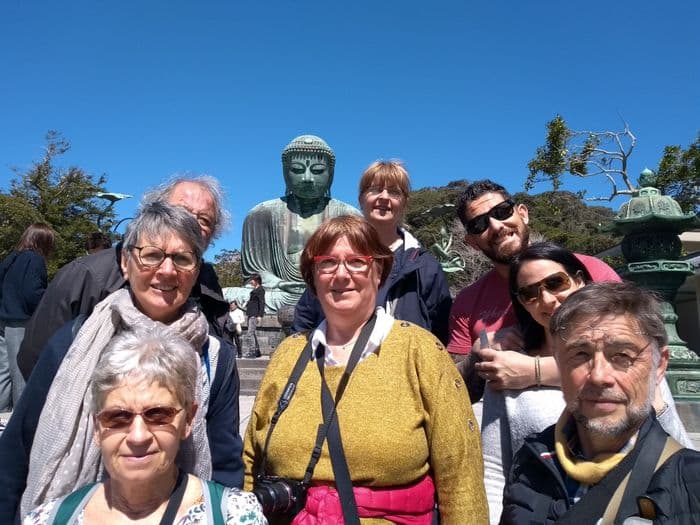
[526, 115, 570, 191]
[0, 131, 113, 275]
[655, 133, 700, 213]
[527, 115, 637, 199]
[213, 248, 244, 287]
[515, 190, 621, 255]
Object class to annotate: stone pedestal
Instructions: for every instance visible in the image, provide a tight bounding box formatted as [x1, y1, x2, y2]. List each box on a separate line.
[240, 314, 287, 357]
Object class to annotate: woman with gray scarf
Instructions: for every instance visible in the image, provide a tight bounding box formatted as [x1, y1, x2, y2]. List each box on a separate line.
[0, 202, 242, 523]
[23, 330, 263, 525]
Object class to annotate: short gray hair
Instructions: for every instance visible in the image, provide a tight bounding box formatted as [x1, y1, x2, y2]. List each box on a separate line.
[123, 201, 205, 261]
[90, 330, 199, 415]
[142, 175, 229, 240]
[550, 281, 667, 359]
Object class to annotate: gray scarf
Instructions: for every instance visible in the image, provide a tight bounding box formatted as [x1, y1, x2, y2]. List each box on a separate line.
[22, 288, 212, 516]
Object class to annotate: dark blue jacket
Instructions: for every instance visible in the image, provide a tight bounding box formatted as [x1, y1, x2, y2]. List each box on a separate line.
[293, 231, 452, 344]
[501, 415, 700, 524]
[0, 250, 47, 322]
[0, 319, 243, 524]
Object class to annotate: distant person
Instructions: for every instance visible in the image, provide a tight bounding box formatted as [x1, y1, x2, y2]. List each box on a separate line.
[22, 330, 265, 525]
[293, 160, 452, 344]
[501, 282, 700, 524]
[0, 223, 55, 410]
[84, 231, 111, 254]
[0, 202, 243, 523]
[244, 275, 265, 358]
[226, 300, 246, 357]
[17, 175, 230, 380]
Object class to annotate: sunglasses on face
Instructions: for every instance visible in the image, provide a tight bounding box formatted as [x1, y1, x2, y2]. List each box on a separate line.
[95, 406, 183, 430]
[516, 271, 576, 304]
[313, 255, 374, 274]
[465, 200, 516, 235]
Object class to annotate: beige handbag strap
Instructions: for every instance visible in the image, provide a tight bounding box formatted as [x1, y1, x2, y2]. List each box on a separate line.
[600, 435, 683, 524]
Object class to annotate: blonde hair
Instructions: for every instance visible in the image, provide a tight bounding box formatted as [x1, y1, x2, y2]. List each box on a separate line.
[358, 160, 411, 201]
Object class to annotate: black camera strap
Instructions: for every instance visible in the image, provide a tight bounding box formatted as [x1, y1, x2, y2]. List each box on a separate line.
[314, 312, 377, 525]
[256, 312, 377, 503]
[256, 336, 315, 479]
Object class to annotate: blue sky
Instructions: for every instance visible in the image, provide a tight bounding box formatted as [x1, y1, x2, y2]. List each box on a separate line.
[1, 1, 698, 257]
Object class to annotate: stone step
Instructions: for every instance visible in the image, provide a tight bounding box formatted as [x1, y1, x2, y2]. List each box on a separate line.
[236, 356, 270, 396]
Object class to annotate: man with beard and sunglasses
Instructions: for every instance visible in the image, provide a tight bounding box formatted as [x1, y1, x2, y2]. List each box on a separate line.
[447, 180, 619, 397]
[500, 282, 700, 524]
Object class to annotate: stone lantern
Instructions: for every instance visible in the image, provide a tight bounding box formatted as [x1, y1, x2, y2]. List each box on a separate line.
[609, 169, 700, 399]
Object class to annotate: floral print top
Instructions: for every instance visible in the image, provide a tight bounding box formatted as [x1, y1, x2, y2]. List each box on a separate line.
[23, 481, 266, 525]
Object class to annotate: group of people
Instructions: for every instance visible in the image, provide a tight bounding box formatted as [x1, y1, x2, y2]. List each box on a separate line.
[0, 159, 697, 524]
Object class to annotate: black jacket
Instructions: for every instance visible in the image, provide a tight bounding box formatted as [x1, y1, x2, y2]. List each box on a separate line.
[292, 234, 452, 344]
[18, 243, 229, 379]
[246, 286, 265, 317]
[0, 250, 48, 322]
[501, 415, 700, 524]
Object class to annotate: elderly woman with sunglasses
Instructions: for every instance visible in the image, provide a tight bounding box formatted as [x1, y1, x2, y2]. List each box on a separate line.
[244, 215, 486, 524]
[0, 202, 243, 523]
[472, 242, 692, 524]
[293, 160, 452, 344]
[23, 330, 264, 525]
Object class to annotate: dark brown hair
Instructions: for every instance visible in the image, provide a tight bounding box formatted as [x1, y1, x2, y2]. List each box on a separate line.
[16, 223, 56, 258]
[299, 215, 393, 295]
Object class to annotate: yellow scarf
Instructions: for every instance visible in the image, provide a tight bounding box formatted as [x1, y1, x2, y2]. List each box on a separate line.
[554, 411, 627, 485]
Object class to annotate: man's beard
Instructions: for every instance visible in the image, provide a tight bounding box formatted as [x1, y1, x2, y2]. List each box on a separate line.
[483, 226, 530, 264]
[567, 383, 654, 439]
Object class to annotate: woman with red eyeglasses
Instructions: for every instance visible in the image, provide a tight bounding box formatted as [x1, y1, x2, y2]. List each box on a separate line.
[244, 215, 487, 524]
[473, 242, 691, 524]
[23, 331, 265, 525]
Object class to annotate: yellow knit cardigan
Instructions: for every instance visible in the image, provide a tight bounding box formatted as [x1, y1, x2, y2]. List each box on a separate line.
[243, 320, 487, 524]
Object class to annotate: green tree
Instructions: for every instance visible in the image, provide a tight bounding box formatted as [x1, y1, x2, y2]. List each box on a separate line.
[213, 248, 244, 288]
[515, 190, 621, 255]
[527, 115, 637, 200]
[0, 131, 114, 275]
[655, 133, 700, 213]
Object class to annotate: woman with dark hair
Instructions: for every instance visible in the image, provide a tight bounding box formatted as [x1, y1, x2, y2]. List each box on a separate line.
[476, 242, 691, 524]
[244, 215, 486, 524]
[0, 223, 55, 410]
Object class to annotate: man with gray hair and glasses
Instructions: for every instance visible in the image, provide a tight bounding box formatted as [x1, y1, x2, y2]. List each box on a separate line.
[500, 281, 700, 524]
[17, 175, 231, 379]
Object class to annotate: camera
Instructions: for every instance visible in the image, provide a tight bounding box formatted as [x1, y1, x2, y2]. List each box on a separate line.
[253, 476, 307, 516]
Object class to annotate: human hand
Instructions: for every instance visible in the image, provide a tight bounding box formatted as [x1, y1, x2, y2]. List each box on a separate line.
[473, 348, 536, 390]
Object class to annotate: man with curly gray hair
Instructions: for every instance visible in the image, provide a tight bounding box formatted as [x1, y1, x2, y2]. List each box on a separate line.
[18, 175, 231, 379]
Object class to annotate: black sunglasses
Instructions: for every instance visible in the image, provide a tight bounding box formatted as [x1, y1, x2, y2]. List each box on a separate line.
[465, 200, 516, 235]
[95, 406, 183, 430]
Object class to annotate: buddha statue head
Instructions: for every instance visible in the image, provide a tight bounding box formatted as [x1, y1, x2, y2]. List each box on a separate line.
[281, 135, 335, 203]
